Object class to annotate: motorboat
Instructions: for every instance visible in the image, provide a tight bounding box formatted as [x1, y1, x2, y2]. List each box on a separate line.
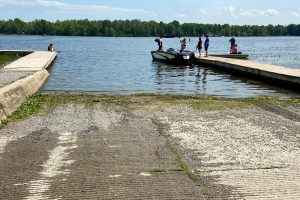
[151, 48, 195, 64]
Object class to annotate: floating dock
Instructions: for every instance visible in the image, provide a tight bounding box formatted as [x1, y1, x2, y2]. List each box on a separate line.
[2, 51, 56, 71]
[0, 51, 57, 121]
[195, 56, 300, 90]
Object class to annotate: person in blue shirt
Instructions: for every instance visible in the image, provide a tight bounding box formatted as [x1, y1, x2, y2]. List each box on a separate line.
[204, 34, 209, 57]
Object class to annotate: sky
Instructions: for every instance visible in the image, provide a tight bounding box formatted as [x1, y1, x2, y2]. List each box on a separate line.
[0, 0, 299, 25]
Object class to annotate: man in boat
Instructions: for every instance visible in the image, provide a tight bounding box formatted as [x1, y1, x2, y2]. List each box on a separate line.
[48, 43, 56, 52]
[154, 37, 163, 51]
[180, 37, 187, 52]
[229, 36, 236, 54]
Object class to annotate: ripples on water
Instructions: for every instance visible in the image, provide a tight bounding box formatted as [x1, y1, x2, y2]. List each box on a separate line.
[0, 36, 299, 98]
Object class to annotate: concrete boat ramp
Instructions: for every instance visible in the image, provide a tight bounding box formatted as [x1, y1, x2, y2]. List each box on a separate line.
[0, 51, 56, 120]
[195, 56, 300, 90]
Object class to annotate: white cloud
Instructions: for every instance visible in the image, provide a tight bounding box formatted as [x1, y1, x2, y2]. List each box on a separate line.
[292, 8, 300, 17]
[239, 9, 256, 17]
[0, 0, 149, 14]
[264, 9, 280, 17]
[224, 5, 237, 18]
[0, 0, 65, 8]
[175, 13, 187, 19]
[292, 12, 300, 17]
[200, 9, 208, 15]
[224, 5, 279, 18]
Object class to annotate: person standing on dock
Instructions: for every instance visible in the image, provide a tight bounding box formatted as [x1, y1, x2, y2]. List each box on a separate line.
[229, 36, 236, 54]
[197, 37, 203, 58]
[204, 34, 209, 57]
[48, 43, 56, 52]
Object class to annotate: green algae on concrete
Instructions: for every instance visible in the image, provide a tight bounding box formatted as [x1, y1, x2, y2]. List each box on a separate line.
[1, 93, 299, 129]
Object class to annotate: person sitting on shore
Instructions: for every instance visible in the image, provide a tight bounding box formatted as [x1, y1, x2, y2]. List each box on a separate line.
[231, 44, 238, 54]
[48, 43, 56, 52]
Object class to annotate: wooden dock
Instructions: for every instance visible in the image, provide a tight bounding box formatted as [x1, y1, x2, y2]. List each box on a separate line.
[2, 51, 57, 71]
[195, 56, 300, 90]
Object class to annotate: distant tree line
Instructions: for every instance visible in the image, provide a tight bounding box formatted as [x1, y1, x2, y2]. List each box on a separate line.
[0, 18, 300, 37]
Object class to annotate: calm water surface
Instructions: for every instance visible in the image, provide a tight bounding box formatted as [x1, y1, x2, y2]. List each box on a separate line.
[0, 35, 299, 98]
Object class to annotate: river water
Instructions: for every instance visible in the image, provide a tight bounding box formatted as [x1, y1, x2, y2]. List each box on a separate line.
[0, 35, 299, 98]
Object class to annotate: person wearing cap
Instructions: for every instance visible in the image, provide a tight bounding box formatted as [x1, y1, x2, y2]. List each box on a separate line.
[204, 34, 209, 57]
[229, 36, 236, 54]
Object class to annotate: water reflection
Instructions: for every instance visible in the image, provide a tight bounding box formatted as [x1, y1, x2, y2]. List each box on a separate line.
[153, 61, 200, 93]
[153, 62, 215, 95]
[152, 61, 300, 98]
[195, 65, 207, 86]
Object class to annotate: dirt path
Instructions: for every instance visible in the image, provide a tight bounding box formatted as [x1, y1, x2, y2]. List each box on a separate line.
[0, 95, 299, 199]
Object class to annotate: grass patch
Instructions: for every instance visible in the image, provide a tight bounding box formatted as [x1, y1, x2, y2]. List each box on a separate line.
[174, 98, 250, 111]
[167, 95, 300, 111]
[166, 140, 198, 182]
[250, 96, 300, 106]
[0, 95, 47, 129]
[0, 54, 22, 66]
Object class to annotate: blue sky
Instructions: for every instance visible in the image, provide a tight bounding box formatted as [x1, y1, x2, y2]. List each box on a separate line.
[0, 0, 299, 25]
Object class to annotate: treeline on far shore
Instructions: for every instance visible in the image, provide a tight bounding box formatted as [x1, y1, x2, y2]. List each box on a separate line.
[1, 18, 300, 37]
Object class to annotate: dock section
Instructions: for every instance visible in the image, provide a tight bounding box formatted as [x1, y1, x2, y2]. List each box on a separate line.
[3, 51, 56, 71]
[195, 56, 300, 90]
[0, 51, 57, 121]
